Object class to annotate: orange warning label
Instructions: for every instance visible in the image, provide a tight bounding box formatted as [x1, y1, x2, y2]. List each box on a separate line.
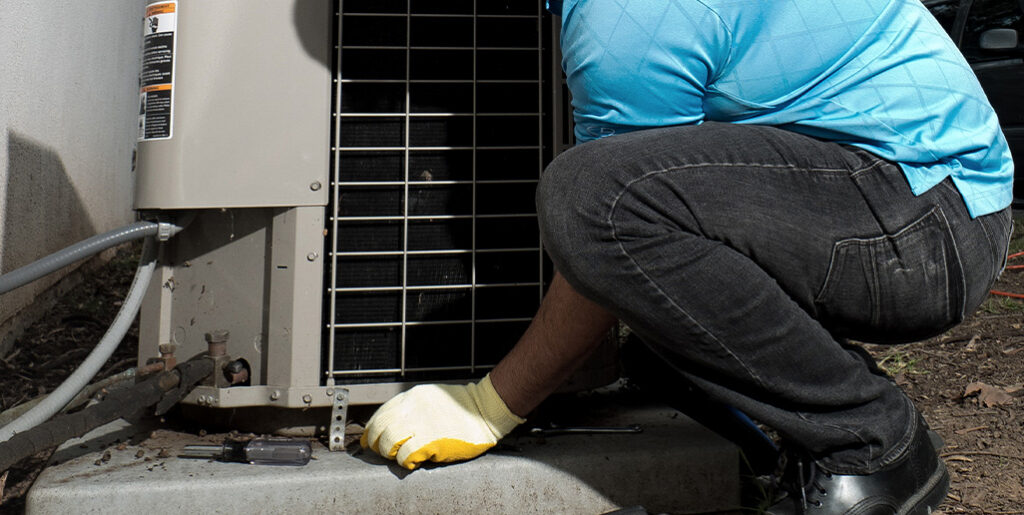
[146, 3, 176, 17]
[141, 0, 177, 140]
[142, 84, 172, 93]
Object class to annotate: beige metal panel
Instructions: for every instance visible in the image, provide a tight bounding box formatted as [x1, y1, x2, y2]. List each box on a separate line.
[134, 0, 331, 209]
[137, 250, 175, 364]
[138, 209, 273, 383]
[138, 207, 326, 405]
[265, 206, 325, 388]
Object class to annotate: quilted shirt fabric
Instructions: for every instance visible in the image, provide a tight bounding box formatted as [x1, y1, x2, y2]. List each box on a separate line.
[549, 0, 1013, 217]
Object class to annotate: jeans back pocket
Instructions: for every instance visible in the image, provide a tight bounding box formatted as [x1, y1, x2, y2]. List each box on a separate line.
[814, 207, 965, 343]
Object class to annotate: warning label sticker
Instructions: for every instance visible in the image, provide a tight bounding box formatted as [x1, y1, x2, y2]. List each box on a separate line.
[139, 1, 177, 141]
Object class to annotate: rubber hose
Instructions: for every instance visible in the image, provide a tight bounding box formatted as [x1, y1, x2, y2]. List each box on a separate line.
[0, 237, 158, 443]
[0, 221, 172, 295]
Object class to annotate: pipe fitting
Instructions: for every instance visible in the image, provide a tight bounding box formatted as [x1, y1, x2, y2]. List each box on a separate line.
[224, 359, 250, 385]
[201, 330, 233, 389]
[205, 330, 229, 358]
[158, 342, 178, 370]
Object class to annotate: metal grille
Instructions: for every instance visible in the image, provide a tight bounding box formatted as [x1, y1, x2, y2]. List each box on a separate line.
[326, 0, 552, 384]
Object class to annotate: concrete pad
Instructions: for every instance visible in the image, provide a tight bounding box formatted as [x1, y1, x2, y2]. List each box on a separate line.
[28, 401, 740, 514]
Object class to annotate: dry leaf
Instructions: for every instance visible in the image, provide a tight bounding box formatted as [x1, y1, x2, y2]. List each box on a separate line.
[954, 425, 988, 435]
[963, 381, 1015, 407]
[964, 335, 982, 352]
[945, 455, 974, 462]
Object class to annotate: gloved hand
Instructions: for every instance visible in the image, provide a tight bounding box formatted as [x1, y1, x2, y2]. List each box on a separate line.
[360, 374, 525, 470]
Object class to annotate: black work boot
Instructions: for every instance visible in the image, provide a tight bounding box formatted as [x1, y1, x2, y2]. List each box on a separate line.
[765, 416, 949, 514]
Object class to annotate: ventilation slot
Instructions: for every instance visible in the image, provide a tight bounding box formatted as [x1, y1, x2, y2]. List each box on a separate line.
[325, 1, 552, 383]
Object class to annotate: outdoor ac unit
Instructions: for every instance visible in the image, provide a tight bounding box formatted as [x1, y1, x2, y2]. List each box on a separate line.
[135, 0, 595, 417]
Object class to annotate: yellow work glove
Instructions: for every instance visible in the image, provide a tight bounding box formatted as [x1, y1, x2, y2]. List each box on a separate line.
[360, 374, 525, 470]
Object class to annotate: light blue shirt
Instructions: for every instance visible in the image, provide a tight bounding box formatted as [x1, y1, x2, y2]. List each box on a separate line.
[549, 0, 1014, 217]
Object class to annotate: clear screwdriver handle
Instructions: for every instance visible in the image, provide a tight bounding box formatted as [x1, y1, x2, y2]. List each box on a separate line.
[244, 438, 312, 466]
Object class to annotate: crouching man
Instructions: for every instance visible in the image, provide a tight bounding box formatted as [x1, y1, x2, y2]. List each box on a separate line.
[361, 1, 1014, 513]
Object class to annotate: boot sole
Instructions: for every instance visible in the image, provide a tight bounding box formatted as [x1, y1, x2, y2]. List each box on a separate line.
[900, 458, 950, 515]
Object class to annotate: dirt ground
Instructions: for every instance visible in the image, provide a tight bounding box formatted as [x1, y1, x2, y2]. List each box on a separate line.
[0, 246, 142, 513]
[1, 216, 1023, 513]
[863, 216, 1024, 514]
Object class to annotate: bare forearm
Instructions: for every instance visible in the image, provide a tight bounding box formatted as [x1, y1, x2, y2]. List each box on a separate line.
[489, 272, 617, 417]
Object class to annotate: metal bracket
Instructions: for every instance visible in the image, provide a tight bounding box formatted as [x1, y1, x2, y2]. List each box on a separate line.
[328, 388, 350, 452]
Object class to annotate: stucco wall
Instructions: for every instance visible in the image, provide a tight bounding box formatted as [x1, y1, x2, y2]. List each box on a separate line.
[0, 1, 144, 348]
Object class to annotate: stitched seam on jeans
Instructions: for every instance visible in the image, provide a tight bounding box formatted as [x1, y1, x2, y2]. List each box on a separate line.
[935, 206, 968, 320]
[607, 167, 769, 388]
[874, 396, 919, 469]
[847, 157, 893, 180]
[609, 164, 883, 469]
[795, 410, 874, 465]
[814, 396, 917, 474]
[978, 208, 999, 287]
[627, 162, 856, 174]
[976, 206, 1002, 277]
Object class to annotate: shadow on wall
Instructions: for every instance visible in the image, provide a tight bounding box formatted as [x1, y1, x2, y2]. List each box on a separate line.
[2, 130, 96, 274]
[293, 0, 332, 70]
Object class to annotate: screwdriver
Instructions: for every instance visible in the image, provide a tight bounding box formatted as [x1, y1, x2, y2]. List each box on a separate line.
[182, 437, 312, 465]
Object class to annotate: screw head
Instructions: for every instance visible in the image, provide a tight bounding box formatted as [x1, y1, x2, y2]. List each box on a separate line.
[270, 390, 281, 401]
[307, 252, 319, 262]
[310, 181, 322, 191]
[302, 394, 313, 404]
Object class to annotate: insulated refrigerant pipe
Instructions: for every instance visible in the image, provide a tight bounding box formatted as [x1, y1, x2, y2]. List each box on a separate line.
[0, 359, 215, 472]
[0, 237, 158, 443]
[0, 220, 183, 296]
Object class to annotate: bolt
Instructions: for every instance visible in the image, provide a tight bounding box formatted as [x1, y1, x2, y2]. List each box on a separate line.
[302, 394, 313, 404]
[158, 343, 177, 356]
[205, 330, 230, 357]
[336, 393, 346, 401]
[270, 390, 281, 401]
[326, 389, 335, 396]
[307, 252, 319, 262]
[310, 181, 322, 191]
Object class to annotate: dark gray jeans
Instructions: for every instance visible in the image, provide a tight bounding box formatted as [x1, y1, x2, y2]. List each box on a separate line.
[536, 122, 1012, 474]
